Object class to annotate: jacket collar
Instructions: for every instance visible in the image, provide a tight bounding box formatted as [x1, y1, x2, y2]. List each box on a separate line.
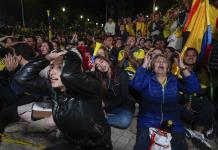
[150, 72, 174, 84]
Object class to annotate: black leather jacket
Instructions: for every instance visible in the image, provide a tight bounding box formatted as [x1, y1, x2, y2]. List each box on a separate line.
[14, 52, 111, 147]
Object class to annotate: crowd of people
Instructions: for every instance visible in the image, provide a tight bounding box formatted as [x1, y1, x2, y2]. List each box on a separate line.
[0, 0, 218, 150]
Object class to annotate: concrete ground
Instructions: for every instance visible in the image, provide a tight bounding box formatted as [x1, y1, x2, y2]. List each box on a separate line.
[0, 117, 217, 150]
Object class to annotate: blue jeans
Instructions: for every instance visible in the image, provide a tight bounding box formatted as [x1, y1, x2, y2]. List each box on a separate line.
[106, 106, 133, 129]
[134, 125, 188, 150]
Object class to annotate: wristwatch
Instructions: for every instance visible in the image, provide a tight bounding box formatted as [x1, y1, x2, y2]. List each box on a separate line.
[180, 67, 188, 72]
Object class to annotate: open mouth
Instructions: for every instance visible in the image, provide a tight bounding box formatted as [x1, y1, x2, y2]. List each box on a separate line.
[159, 66, 164, 69]
[51, 78, 58, 82]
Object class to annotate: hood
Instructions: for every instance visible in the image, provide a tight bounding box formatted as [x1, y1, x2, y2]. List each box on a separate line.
[61, 49, 82, 90]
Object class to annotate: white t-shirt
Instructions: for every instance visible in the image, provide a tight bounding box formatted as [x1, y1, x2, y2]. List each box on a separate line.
[104, 22, 116, 35]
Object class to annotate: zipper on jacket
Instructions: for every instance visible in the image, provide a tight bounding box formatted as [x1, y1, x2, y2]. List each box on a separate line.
[160, 86, 165, 125]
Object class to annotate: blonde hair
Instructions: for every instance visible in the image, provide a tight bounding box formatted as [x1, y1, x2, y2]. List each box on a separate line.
[150, 54, 170, 71]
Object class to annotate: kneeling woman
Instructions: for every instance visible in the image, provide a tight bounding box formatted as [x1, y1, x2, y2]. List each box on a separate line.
[130, 53, 200, 150]
[94, 56, 135, 129]
[14, 51, 112, 150]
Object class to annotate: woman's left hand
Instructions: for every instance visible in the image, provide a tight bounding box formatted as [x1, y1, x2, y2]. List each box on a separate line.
[45, 51, 67, 61]
[174, 52, 191, 77]
[142, 50, 152, 69]
[173, 52, 186, 69]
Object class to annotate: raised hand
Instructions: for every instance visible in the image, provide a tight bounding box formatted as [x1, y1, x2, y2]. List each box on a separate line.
[45, 51, 67, 61]
[123, 46, 130, 59]
[176, 52, 186, 69]
[142, 50, 152, 69]
[3, 53, 19, 72]
[173, 51, 185, 68]
[173, 51, 191, 77]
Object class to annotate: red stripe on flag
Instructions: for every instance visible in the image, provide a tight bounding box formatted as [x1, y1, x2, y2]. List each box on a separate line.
[183, 0, 201, 32]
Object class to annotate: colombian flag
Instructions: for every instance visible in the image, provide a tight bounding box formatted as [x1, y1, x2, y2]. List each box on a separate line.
[182, 0, 212, 62]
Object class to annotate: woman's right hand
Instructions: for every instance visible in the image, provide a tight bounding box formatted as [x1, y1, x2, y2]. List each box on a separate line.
[142, 50, 152, 69]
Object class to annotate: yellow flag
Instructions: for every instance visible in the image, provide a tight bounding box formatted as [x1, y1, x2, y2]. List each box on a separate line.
[181, 0, 211, 58]
[0, 58, 5, 71]
[93, 42, 102, 56]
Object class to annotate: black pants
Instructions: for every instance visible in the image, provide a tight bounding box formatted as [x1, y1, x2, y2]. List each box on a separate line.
[0, 105, 19, 133]
[0, 84, 18, 106]
[180, 96, 216, 129]
[0, 84, 36, 107]
[0, 85, 37, 133]
[45, 142, 113, 150]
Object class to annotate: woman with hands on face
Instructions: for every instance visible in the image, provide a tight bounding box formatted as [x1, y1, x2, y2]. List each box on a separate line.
[141, 49, 163, 69]
[94, 55, 135, 129]
[130, 51, 200, 150]
[1, 49, 113, 150]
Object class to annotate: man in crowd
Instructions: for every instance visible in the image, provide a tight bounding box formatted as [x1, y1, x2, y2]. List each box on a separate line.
[118, 36, 145, 79]
[104, 18, 116, 36]
[104, 36, 118, 65]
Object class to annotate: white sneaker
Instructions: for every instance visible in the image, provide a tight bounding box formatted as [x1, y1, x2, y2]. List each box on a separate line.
[205, 127, 214, 138]
[185, 128, 212, 150]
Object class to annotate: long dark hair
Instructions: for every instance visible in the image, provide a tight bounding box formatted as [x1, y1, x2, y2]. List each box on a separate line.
[184, 47, 199, 71]
[44, 41, 54, 52]
[94, 55, 119, 91]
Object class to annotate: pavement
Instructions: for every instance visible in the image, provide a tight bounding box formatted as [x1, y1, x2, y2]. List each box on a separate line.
[0, 114, 217, 150]
[0, 120, 136, 150]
